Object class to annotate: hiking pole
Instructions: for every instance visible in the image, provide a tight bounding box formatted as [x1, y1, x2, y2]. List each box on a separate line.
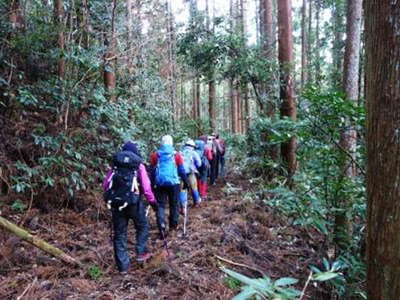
[145, 205, 150, 217]
[183, 200, 188, 236]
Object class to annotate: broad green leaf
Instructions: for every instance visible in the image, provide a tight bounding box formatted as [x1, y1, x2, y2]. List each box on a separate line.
[313, 272, 339, 282]
[274, 277, 298, 287]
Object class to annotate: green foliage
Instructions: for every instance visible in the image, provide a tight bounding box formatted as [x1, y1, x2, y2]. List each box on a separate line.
[87, 265, 103, 281]
[221, 267, 300, 300]
[11, 199, 27, 213]
[224, 276, 242, 290]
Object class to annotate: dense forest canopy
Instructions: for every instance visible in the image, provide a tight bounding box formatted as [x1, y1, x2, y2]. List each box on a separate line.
[0, 0, 399, 299]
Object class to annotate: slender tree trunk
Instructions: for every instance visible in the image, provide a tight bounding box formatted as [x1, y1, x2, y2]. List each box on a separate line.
[365, 1, 400, 298]
[230, 79, 237, 133]
[209, 79, 216, 131]
[335, 0, 362, 252]
[300, 0, 307, 88]
[126, 0, 134, 73]
[9, 0, 24, 30]
[307, 0, 312, 83]
[315, 0, 321, 84]
[192, 78, 197, 120]
[54, 0, 65, 79]
[332, 0, 345, 89]
[278, 0, 297, 181]
[104, 0, 117, 101]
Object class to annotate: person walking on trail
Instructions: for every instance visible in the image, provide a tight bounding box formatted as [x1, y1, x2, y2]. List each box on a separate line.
[102, 141, 156, 274]
[195, 139, 211, 200]
[214, 133, 226, 178]
[180, 139, 202, 207]
[149, 135, 188, 236]
[208, 135, 219, 185]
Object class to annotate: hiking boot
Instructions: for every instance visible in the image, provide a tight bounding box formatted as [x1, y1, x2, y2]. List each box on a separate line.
[136, 252, 152, 262]
[119, 270, 128, 275]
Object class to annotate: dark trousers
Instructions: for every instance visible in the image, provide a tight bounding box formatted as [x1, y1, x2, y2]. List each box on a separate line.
[210, 153, 220, 185]
[219, 154, 225, 177]
[155, 184, 180, 230]
[112, 200, 149, 272]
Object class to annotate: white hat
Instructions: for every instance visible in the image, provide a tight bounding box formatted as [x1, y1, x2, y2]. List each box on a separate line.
[161, 135, 173, 146]
[185, 139, 195, 147]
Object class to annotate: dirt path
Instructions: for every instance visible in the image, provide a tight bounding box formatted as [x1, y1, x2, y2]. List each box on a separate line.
[0, 175, 323, 299]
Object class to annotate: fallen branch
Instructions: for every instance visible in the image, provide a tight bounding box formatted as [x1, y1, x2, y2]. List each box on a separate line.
[0, 215, 82, 267]
[214, 254, 266, 277]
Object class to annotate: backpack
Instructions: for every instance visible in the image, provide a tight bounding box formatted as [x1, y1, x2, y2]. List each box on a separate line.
[181, 147, 194, 174]
[216, 139, 225, 155]
[155, 144, 179, 186]
[103, 151, 142, 210]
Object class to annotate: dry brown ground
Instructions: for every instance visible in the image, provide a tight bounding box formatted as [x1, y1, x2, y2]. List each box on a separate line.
[0, 174, 324, 299]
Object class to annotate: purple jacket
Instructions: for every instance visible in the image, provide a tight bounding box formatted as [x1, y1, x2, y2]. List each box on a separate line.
[102, 164, 156, 204]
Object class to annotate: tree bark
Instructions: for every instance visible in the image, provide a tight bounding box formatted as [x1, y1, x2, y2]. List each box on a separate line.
[104, 0, 117, 102]
[278, 0, 297, 181]
[300, 0, 307, 88]
[209, 79, 216, 131]
[0, 216, 81, 266]
[332, 0, 345, 89]
[315, 0, 321, 84]
[54, 0, 65, 79]
[365, 0, 400, 298]
[334, 0, 362, 251]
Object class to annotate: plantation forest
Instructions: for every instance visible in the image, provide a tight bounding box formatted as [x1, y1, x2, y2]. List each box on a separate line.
[0, 0, 399, 299]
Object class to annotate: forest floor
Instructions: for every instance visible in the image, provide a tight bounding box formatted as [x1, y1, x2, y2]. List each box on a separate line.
[0, 172, 325, 299]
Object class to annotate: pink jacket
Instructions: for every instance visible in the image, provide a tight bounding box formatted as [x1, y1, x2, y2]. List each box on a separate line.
[102, 164, 156, 204]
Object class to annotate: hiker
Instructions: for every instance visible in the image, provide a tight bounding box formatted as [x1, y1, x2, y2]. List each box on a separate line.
[208, 135, 219, 185]
[180, 139, 202, 207]
[214, 133, 226, 178]
[103, 141, 156, 273]
[149, 135, 188, 236]
[195, 139, 211, 200]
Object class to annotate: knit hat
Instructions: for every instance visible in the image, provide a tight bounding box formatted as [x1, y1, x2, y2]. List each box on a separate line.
[161, 135, 173, 146]
[122, 141, 142, 157]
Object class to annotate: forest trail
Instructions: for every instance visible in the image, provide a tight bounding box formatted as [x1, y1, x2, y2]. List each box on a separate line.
[0, 173, 323, 299]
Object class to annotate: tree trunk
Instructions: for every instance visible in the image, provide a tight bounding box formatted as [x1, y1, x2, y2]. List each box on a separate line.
[365, 0, 400, 298]
[278, 0, 297, 181]
[209, 79, 216, 131]
[0, 216, 81, 266]
[315, 0, 321, 84]
[54, 0, 65, 79]
[126, 0, 133, 73]
[307, 0, 312, 83]
[334, 0, 362, 251]
[104, 0, 117, 101]
[300, 0, 307, 88]
[9, 0, 24, 30]
[230, 79, 237, 133]
[332, 0, 345, 89]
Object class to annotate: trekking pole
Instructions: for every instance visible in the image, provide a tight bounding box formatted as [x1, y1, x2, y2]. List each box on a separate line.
[145, 205, 150, 218]
[183, 200, 188, 236]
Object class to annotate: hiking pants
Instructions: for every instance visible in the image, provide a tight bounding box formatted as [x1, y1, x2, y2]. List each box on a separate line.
[155, 184, 180, 230]
[210, 154, 219, 185]
[219, 154, 225, 177]
[181, 174, 200, 205]
[112, 199, 149, 272]
[197, 168, 208, 198]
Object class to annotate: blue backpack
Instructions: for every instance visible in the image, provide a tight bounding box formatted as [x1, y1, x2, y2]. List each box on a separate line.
[155, 144, 179, 186]
[181, 147, 194, 174]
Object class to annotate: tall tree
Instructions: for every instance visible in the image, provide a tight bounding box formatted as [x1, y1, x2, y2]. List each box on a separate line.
[54, 0, 65, 79]
[278, 0, 297, 180]
[104, 0, 117, 101]
[300, 0, 307, 88]
[206, 0, 216, 131]
[331, 0, 345, 89]
[365, 1, 400, 298]
[334, 0, 362, 250]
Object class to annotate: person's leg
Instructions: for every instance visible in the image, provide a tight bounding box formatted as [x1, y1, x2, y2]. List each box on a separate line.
[188, 173, 200, 205]
[219, 155, 225, 177]
[112, 209, 129, 272]
[210, 157, 217, 185]
[168, 184, 179, 229]
[130, 199, 149, 256]
[215, 152, 220, 180]
[155, 187, 167, 232]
